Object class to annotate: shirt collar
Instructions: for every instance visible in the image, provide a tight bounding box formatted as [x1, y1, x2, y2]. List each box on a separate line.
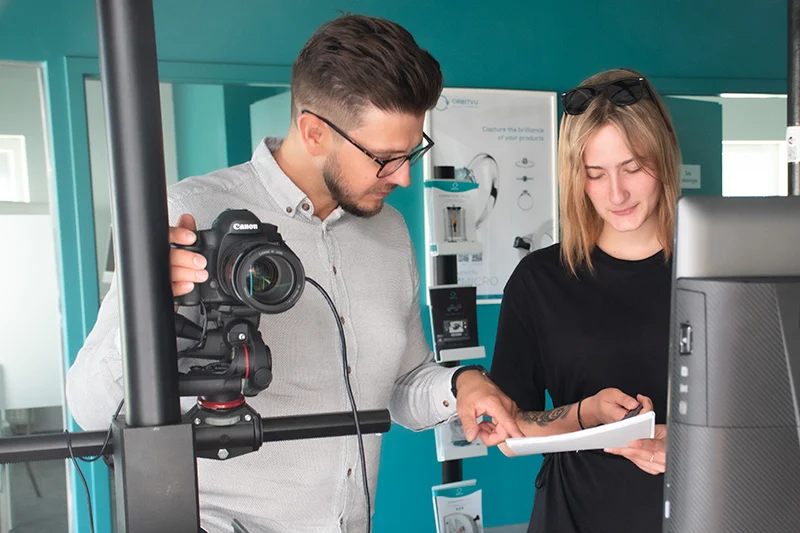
[251, 137, 315, 219]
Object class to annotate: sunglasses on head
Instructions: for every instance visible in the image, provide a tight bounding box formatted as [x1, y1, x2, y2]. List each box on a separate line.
[561, 77, 673, 133]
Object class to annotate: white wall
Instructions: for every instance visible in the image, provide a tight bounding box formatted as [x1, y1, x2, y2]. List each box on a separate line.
[719, 97, 786, 142]
[250, 89, 291, 152]
[719, 97, 788, 196]
[85, 79, 179, 299]
[673, 95, 786, 141]
[0, 214, 64, 409]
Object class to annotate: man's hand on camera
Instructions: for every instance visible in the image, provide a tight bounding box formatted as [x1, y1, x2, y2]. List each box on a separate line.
[455, 370, 523, 447]
[170, 214, 207, 297]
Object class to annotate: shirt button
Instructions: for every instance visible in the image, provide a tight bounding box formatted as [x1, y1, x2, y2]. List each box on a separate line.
[347, 365, 352, 374]
[301, 203, 310, 211]
[339, 518, 344, 526]
[347, 468, 353, 477]
[285, 206, 293, 214]
[339, 316, 345, 325]
[443, 400, 450, 408]
[333, 266, 338, 274]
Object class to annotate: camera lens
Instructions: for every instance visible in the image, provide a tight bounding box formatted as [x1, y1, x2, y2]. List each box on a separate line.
[247, 258, 277, 293]
[228, 246, 304, 314]
[245, 256, 295, 306]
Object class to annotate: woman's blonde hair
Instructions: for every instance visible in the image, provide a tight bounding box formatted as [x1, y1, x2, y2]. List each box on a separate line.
[558, 68, 681, 276]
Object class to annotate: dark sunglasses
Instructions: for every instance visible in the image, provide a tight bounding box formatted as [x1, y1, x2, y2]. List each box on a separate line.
[561, 77, 673, 133]
[301, 109, 434, 178]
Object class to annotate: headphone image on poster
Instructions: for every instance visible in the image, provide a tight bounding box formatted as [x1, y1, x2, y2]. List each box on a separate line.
[455, 153, 499, 231]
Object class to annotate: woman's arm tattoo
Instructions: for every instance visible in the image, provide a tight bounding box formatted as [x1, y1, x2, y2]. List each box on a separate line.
[521, 403, 573, 427]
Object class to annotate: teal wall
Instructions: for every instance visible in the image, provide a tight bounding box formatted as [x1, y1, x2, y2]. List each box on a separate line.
[223, 85, 287, 166]
[665, 97, 725, 197]
[0, 0, 788, 532]
[173, 84, 229, 178]
[173, 83, 288, 178]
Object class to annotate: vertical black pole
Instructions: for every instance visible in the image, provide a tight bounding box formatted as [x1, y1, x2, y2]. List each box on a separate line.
[789, 0, 800, 195]
[432, 167, 464, 484]
[95, 0, 181, 427]
[95, 2, 201, 529]
[433, 256, 458, 285]
[434, 257, 462, 485]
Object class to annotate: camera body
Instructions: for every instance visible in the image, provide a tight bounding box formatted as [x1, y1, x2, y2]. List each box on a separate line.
[174, 209, 304, 314]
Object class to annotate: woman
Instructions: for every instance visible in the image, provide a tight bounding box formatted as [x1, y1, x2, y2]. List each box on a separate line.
[490, 68, 680, 533]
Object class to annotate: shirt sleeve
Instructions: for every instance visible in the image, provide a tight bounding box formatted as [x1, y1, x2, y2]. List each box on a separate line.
[388, 238, 458, 431]
[65, 197, 197, 430]
[489, 262, 547, 412]
[64, 274, 126, 430]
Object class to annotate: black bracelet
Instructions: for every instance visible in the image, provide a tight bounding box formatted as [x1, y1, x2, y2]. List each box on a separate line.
[450, 364, 489, 398]
[577, 397, 586, 430]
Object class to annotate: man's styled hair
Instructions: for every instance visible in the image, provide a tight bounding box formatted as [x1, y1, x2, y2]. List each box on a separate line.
[290, 14, 443, 128]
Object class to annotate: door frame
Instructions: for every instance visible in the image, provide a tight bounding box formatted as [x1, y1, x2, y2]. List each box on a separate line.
[60, 57, 290, 533]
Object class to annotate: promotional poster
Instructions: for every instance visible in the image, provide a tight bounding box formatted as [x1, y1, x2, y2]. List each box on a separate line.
[424, 88, 558, 303]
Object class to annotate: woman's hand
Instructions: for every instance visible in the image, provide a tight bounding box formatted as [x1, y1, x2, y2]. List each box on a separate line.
[605, 422, 667, 475]
[582, 387, 641, 427]
[604, 394, 665, 474]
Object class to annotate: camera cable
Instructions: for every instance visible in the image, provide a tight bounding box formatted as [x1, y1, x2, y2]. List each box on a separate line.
[306, 277, 371, 533]
[66, 277, 370, 533]
[65, 398, 124, 533]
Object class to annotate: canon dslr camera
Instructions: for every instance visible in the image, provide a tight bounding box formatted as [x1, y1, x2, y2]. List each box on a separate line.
[174, 209, 304, 314]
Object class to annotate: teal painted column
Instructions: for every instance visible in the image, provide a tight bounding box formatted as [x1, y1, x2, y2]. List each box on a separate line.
[172, 84, 228, 179]
[222, 85, 285, 166]
[55, 57, 113, 533]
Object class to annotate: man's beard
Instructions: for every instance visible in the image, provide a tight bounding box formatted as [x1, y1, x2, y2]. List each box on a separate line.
[322, 153, 395, 218]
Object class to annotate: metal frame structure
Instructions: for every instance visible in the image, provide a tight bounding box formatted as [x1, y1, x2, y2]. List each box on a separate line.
[0, 1, 390, 531]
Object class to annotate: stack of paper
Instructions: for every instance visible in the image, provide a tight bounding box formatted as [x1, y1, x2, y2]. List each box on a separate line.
[504, 411, 655, 456]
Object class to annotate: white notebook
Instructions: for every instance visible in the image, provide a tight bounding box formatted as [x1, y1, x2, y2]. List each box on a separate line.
[504, 411, 656, 456]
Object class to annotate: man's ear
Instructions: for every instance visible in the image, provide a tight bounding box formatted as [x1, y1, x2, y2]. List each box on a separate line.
[296, 111, 330, 157]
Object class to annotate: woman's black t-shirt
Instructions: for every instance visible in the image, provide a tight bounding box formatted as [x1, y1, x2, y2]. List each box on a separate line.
[490, 243, 671, 533]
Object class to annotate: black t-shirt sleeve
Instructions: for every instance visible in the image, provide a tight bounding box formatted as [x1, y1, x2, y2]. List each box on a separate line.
[490, 264, 547, 412]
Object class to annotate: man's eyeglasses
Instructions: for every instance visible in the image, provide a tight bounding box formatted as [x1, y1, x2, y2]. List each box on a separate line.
[561, 77, 673, 134]
[301, 109, 434, 178]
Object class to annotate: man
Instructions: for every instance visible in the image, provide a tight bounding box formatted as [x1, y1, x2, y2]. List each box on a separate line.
[67, 14, 521, 533]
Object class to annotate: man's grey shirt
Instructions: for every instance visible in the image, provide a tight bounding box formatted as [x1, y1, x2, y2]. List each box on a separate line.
[66, 138, 458, 533]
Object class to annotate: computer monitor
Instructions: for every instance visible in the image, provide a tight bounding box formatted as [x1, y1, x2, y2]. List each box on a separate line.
[664, 196, 800, 533]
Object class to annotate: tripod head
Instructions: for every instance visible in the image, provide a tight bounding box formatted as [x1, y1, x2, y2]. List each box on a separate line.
[174, 307, 271, 460]
[176, 308, 272, 402]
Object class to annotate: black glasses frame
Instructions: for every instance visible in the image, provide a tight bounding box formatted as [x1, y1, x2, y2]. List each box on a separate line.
[561, 77, 674, 135]
[301, 109, 434, 178]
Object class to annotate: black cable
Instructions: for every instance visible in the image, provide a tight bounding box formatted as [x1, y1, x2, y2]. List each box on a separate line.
[66, 280, 366, 532]
[178, 301, 208, 357]
[305, 277, 371, 533]
[65, 399, 124, 533]
[66, 445, 94, 533]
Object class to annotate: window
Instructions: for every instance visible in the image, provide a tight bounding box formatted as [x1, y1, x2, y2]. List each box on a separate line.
[722, 141, 788, 197]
